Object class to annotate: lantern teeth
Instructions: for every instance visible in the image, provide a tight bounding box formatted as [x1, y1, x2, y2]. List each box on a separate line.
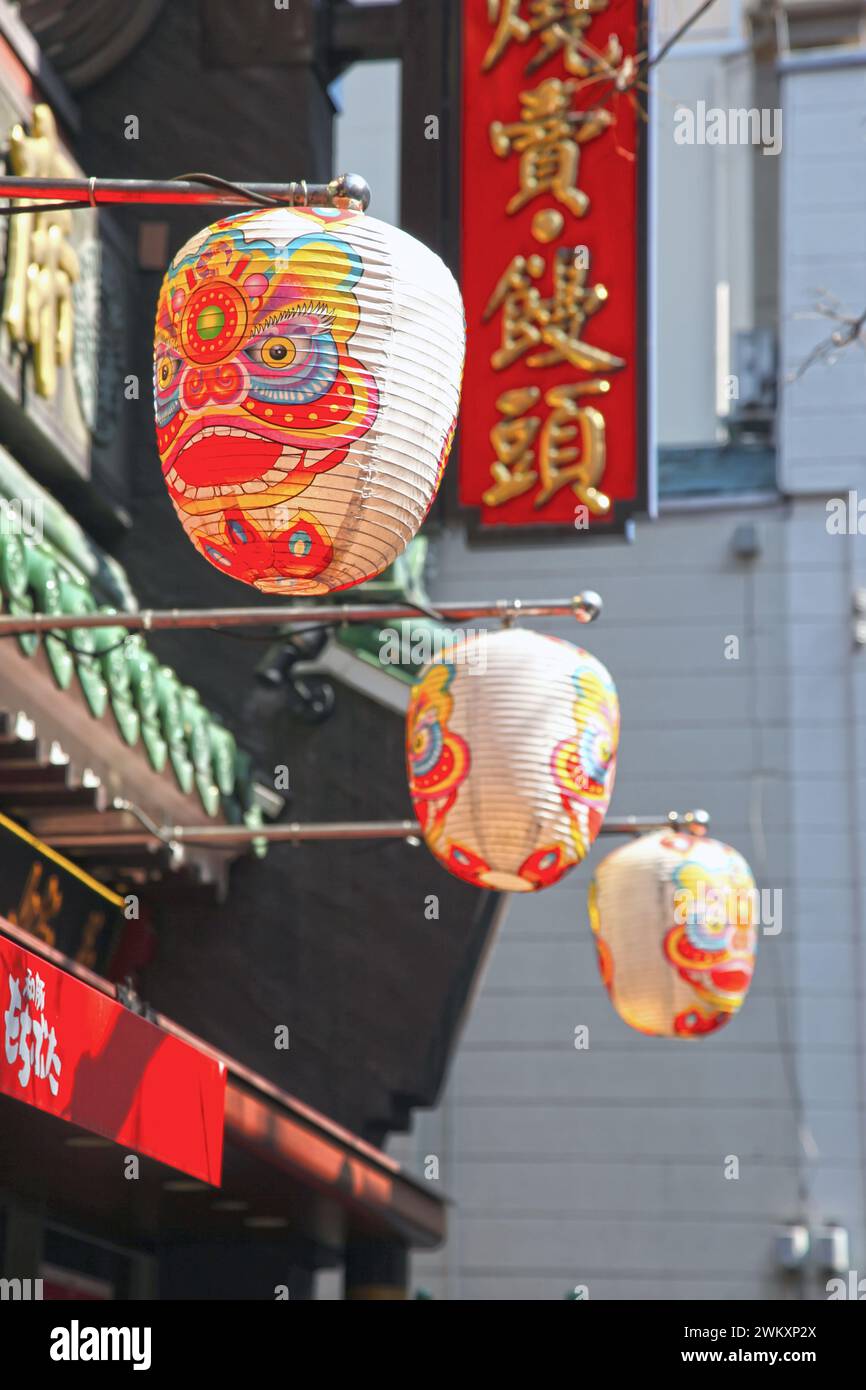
[406, 628, 619, 893]
[589, 830, 758, 1039]
[155, 206, 465, 593]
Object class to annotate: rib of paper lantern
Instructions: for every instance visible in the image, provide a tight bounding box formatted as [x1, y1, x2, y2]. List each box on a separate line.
[181, 505, 419, 548]
[304, 321, 457, 357]
[267, 464, 443, 519]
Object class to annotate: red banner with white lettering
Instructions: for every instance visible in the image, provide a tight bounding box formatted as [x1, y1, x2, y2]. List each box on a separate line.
[0, 932, 225, 1184]
[460, 0, 645, 529]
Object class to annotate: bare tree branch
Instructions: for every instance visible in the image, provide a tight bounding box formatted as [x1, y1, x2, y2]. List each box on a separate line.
[787, 295, 866, 382]
[573, 0, 721, 129]
[650, 0, 719, 69]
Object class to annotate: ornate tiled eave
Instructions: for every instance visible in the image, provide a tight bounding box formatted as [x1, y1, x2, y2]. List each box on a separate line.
[0, 451, 265, 884]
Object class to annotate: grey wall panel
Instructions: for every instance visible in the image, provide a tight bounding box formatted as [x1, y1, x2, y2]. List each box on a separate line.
[394, 484, 864, 1298]
[779, 58, 866, 493]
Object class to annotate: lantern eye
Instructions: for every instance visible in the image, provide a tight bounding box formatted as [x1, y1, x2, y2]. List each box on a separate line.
[251, 335, 297, 370]
[156, 351, 181, 392]
[244, 303, 335, 372]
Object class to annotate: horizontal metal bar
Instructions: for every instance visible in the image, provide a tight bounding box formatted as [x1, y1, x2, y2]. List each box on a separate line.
[0, 592, 602, 635]
[166, 810, 708, 844]
[602, 811, 709, 835]
[174, 819, 421, 844]
[44, 809, 709, 852]
[0, 173, 371, 211]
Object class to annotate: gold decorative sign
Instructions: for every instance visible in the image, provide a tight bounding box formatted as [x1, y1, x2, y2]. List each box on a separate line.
[2, 104, 80, 398]
[460, 0, 644, 530]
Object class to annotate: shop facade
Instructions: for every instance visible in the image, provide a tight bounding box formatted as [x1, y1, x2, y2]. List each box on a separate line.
[0, 0, 503, 1299]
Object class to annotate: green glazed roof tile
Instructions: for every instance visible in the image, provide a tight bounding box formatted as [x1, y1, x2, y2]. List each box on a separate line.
[0, 476, 260, 836]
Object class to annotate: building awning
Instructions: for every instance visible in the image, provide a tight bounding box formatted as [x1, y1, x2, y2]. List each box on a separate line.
[0, 916, 445, 1256]
[0, 921, 225, 1183]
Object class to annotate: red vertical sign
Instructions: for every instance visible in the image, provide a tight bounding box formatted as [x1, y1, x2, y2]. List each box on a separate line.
[460, 0, 644, 530]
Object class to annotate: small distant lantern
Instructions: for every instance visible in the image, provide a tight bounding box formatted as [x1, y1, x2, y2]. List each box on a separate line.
[406, 628, 619, 892]
[154, 205, 465, 595]
[588, 830, 757, 1038]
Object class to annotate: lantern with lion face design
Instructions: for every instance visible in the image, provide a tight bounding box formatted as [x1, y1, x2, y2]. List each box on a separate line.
[154, 206, 464, 595]
[406, 628, 619, 892]
[588, 830, 757, 1038]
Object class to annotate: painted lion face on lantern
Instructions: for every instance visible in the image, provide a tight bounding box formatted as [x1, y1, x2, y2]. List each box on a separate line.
[154, 207, 379, 594]
[664, 836, 757, 1025]
[406, 631, 619, 893]
[588, 830, 757, 1038]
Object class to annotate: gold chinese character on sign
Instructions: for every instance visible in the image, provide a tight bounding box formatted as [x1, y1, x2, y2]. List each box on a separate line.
[485, 387, 541, 504]
[490, 78, 610, 217]
[526, 0, 620, 76]
[484, 0, 621, 79]
[483, 379, 612, 513]
[2, 105, 80, 398]
[484, 247, 626, 373]
[483, 0, 530, 71]
[535, 379, 609, 508]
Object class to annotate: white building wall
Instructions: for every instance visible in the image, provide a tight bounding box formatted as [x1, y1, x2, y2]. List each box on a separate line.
[388, 50, 866, 1301]
[778, 53, 866, 493]
[654, 49, 758, 445]
[325, 17, 866, 1302]
[386, 494, 866, 1299]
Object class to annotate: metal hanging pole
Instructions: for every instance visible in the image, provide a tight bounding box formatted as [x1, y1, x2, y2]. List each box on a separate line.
[160, 810, 708, 845]
[0, 172, 372, 211]
[0, 592, 603, 636]
[43, 806, 709, 852]
[602, 810, 709, 836]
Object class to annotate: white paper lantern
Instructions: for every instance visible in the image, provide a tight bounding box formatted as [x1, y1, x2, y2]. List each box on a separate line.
[406, 628, 619, 892]
[154, 205, 464, 594]
[588, 830, 757, 1037]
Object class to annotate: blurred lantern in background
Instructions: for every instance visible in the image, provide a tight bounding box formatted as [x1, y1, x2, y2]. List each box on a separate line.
[154, 205, 464, 595]
[588, 830, 757, 1038]
[406, 627, 619, 891]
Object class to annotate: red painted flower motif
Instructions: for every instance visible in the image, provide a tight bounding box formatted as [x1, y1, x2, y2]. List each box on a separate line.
[673, 1008, 730, 1038]
[518, 845, 570, 890]
[194, 508, 333, 584]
